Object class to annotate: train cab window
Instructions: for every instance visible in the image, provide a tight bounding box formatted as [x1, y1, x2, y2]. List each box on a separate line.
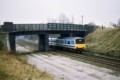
[76, 39, 85, 44]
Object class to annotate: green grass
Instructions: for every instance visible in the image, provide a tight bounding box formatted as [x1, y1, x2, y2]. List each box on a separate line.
[0, 51, 53, 80]
[86, 28, 120, 58]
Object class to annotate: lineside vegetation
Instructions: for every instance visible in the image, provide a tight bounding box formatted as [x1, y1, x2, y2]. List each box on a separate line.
[0, 30, 53, 80]
[0, 51, 53, 80]
[86, 27, 120, 58]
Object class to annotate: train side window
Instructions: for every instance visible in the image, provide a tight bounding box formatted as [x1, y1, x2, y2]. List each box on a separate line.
[61, 40, 63, 44]
[71, 41, 74, 44]
[65, 40, 67, 44]
[64, 40, 66, 44]
[67, 41, 70, 44]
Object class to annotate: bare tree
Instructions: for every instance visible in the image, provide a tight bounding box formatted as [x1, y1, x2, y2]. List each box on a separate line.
[71, 15, 74, 24]
[47, 18, 57, 23]
[88, 22, 96, 26]
[111, 18, 120, 27]
[58, 13, 70, 23]
[117, 18, 120, 26]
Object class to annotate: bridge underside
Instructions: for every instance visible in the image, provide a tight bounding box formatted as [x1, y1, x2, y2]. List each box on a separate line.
[8, 32, 86, 52]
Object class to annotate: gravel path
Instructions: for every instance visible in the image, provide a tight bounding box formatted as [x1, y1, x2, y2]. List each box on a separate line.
[16, 44, 120, 80]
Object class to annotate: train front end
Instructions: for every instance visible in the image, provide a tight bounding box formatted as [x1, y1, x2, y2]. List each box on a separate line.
[74, 38, 86, 52]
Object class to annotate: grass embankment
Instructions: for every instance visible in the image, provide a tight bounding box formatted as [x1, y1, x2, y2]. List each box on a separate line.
[0, 51, 53, 80]
[86, 28, 120, 58]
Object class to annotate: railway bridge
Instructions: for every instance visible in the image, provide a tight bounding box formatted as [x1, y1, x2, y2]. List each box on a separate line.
[1, 22, 89, 52]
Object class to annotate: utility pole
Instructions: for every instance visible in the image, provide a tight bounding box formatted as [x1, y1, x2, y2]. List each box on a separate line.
[81, 15, 84, 27]
[82, 15, 86, 37]
[71, 15, 74, 24]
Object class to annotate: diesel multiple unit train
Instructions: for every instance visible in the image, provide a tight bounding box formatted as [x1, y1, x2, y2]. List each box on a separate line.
[49, 37, 86, 53]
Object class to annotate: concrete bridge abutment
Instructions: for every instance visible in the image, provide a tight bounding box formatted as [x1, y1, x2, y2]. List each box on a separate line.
[38, 34, 48, 52]
[8, 33, 16, 52]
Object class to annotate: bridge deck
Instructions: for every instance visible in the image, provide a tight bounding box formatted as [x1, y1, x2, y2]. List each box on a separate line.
[2, 23, 87, 33]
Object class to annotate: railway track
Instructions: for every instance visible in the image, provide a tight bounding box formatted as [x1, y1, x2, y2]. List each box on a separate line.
[52, 50, 120, 68]
[17, 40, 120, 71]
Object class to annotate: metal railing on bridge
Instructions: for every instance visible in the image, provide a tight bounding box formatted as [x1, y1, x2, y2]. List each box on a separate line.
[2, 23, 86, 32]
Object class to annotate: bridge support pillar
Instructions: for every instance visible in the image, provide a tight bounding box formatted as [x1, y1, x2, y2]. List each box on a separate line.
[8, 33, 16, 52]
[38, 34, 48, 52]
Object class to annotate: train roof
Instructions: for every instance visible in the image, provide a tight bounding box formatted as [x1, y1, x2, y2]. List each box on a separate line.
[58, 37, 84, 39]
[49, 37, 57, 39]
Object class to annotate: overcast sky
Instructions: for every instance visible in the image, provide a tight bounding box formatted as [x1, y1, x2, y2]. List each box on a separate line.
[0, 0, 120, 26]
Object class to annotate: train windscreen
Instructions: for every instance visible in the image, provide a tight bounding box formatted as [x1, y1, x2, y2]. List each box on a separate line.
[76, 39, 85, 44]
